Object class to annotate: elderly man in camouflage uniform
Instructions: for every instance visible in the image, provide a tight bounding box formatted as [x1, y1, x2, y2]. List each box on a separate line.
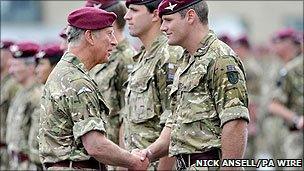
[123, 0, 183, 170]
[85, 0, 136, 149]
[133, 0, 250, 170]
[6, 42, 41, 170]
[38, 7, 148, 170]
[0, 40, 21, 170]
[268, 29, 303, 163]
[26, 44, 64, 171]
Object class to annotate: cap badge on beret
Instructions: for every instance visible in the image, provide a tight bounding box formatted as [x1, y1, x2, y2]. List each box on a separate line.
[93, 3, 102, 9]
[165, 2, 177, 11]
[10, 45, 22, 57]
[36, 51, 46, 59]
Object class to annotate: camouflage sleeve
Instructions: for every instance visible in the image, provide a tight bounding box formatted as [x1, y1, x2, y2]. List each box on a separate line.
[69, 80, 107, 141]
[164, 110, 173, 128]
[115, 59, 129, 119]
[212, 56, 250, 127]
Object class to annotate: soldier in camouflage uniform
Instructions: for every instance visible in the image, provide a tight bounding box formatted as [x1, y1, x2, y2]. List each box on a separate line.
[5, 42, 41, 170]
[26, 45, 64, 171]
[0, 40, 21, 170]
[133, 1, 250, 170]
[258, 28, 302, 162]
[268, 29, 303, 163]
[124, 0, 183, 170]
[232, 35, 262, 160]
[85, 0, 136, 148]
[38, 7, 148, 170]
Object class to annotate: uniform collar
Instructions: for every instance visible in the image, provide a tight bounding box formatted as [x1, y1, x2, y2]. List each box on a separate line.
[183, 30, 217, 58]
[139, 33, 167, 61]
[61, 51, 88, 74]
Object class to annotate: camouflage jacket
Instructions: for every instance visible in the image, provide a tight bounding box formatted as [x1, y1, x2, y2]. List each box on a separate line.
[0, 74, 20, 143]
[6, 83, 41, 155]
[39, 52, 109, 163]
[166, 31, 250, 156]
[90, 39, 136, 117]
[273, 55, 303, 115]
[124, 34, 183, 150]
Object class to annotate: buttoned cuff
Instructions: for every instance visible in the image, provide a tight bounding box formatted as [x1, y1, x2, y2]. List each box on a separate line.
[219, 106, 250, 127]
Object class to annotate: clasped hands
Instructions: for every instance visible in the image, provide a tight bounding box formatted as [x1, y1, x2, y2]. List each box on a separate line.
[129, 148, 151, 170]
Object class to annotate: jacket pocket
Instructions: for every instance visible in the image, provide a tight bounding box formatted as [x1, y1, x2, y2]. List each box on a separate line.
[128, 75, 157, 123]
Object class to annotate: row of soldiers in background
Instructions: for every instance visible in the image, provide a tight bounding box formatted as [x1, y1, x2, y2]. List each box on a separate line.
[219, 27, 303, 170]
[0, 0, 303, 170]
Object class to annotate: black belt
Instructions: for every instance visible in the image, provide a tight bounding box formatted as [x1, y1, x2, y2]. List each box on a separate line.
[44, 158, 106, 171]
[175, 148, 221, 169]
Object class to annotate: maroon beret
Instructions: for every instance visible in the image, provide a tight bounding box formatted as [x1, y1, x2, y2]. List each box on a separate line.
[10, 42, 40, 58]
[59, 27, 67, 39]
[125, 0, 156, 8]
[36, 44, 64, 60]
[272, 28, 301, 44]
[1, 40, 14, 49]
[67, 7, 117, 30]
[85, 0, 119, 10]
[234, 35, 251, 48]
[158, 0, 202, 17]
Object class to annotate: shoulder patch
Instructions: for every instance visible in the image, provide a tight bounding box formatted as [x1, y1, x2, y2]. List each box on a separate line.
[226, 65, 239, 84]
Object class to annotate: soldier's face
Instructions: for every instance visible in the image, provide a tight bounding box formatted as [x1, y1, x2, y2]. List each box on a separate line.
[161, 13, 187, 46]
[9, 58, 35, 84]
[35, 58, 54, 84]
[92, 27, 117, 64]
[124, 5, 154, 37]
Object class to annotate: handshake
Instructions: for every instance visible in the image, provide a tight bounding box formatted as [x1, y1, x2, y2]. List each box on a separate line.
[129, 148, 152, 170]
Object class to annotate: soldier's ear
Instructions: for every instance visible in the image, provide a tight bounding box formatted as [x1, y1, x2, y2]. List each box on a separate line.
[186, 9, 195, 24]
[151, 9, 160, 22]
[84, 30, 95, 46]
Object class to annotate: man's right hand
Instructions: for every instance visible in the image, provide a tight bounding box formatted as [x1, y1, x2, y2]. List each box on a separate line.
[129, 152, 149, 170]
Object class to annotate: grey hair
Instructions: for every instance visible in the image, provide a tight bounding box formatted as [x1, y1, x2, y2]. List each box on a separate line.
[66, 26, 85, 45]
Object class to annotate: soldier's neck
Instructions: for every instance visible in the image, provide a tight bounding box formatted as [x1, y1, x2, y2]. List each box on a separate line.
[139, 26, 162, 52]
[22, 75, 36, 89]
[185, 25, 209, 55]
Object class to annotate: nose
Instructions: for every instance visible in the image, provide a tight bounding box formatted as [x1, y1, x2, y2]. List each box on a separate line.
[124, 10, 130, 21]
[111, 34, 118, 47]
[160, 22, 168, 32]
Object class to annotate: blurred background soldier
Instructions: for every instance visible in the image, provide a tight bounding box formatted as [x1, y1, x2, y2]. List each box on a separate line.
[218, 33, 233, 48]
[27, 44, 63, 171]
[59, 27, 68, 51]
[257, 28, 302, 163]
[6, 42, 41, 170]
[0, 40, 21, 170]
[268, 29, 303, 162]
[85, 1, 137, 157]
[232, 35, 262, 160]
[123, 0, 183, 169]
